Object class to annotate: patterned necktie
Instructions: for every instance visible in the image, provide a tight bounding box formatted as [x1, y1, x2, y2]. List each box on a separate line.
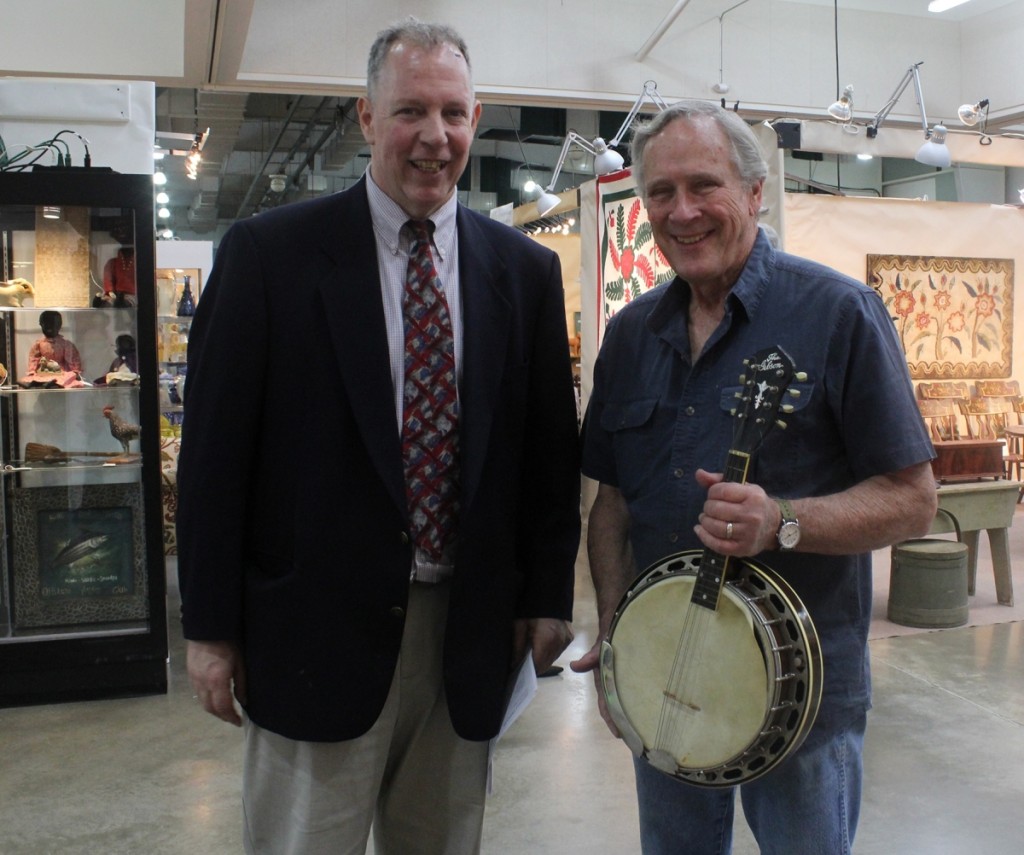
[401, 220, 460, 560]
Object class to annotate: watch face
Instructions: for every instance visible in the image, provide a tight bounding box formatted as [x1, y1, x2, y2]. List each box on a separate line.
[778, 521, 801, 550]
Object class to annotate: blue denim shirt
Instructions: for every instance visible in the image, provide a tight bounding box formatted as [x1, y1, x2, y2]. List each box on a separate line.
[582, 231, 934, 726]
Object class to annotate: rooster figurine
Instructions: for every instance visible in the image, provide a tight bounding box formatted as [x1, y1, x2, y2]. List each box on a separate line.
[102, 405, 141, 455]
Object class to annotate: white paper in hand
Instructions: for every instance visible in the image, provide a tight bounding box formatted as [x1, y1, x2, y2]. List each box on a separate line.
[486, 654, 538, 794]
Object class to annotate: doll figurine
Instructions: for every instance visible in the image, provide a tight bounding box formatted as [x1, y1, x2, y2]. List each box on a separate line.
[96, 334, 140, 386]
[19, 310, 87, 388]
[99, 247, 137, 307]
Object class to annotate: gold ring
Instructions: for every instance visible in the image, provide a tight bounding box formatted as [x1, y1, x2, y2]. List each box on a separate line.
[725, 522, 734, 539]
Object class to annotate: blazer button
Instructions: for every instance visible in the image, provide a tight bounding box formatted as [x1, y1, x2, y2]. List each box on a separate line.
[389, 606, 405, 619]
[399, 531, 410, 546]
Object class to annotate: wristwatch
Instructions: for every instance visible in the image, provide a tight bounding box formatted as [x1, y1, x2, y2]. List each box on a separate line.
[775, 498, 801, 551]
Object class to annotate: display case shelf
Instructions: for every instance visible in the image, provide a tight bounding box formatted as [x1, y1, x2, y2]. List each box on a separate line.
[0, 170, 167, 706]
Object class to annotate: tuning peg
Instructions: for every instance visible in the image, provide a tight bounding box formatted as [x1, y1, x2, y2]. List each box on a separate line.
[794, 371, 808, 382]
[787, 388, 801, 399]
[775, 418, 789, 430]
[781, 404, 795, 414]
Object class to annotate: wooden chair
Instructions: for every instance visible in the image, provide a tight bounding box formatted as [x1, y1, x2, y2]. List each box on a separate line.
[918, 382, 970, 441]
[1004, 426, 1024, 484]
[959, 396, 1012, 440]
[960, 397, 1023, 480]
[975, 380, 1023, 430]
[975, 379, 1021, 400]
[919, 381, 971, 402]
[918, 398, 961, 443]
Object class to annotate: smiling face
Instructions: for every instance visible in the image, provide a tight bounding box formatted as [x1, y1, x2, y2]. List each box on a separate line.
[640, 116, 763, 295]
[357, 40, 481, 220]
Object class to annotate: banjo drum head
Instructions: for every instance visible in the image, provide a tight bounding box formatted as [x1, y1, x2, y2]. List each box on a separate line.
[607, 571, 772, 771]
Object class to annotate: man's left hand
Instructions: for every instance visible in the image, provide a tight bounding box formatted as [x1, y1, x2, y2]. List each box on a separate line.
[512, 617, 574, 675]
[693, 468, 779, 557]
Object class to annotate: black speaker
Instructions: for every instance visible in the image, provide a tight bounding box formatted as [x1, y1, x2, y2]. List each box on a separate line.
[773, 120, 801, 150]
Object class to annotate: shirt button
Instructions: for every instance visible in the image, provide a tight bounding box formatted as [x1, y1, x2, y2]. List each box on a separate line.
[390, 606, 405, 619]
[668, 533, 679, 543]
[685, 406, 695, 416]
[673, 468, 684, 479]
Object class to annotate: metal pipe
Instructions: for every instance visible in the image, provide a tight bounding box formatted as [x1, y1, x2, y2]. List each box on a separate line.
[635, 0, 694, 61]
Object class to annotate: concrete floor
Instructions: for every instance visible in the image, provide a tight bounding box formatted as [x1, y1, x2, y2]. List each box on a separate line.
[2, 554, 1024, 854]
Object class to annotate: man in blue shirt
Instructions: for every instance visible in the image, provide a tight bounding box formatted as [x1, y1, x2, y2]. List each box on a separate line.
[571, 101, 936, 854]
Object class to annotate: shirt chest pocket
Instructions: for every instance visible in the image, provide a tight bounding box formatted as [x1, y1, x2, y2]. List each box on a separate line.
[718, 381, 815, 426]
[718, 382, 818, 491]
[601, 398, 660, 433]
[599, 398, 664, 498]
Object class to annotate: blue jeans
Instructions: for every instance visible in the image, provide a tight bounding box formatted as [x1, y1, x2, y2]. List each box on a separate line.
[634, 712, 866, 855]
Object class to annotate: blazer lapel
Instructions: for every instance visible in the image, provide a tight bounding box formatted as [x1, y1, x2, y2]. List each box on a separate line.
[457, 211, 512, 513]
[315, 182, 407, 516]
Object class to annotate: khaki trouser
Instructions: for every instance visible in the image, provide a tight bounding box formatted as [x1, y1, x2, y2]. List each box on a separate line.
[242, 581, 489, 855]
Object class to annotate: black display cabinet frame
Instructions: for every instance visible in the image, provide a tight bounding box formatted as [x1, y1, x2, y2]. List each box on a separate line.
[0, 171, 167, 706]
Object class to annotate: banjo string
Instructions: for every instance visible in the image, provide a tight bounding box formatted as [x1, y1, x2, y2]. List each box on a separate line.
[653, 599, 712, 754]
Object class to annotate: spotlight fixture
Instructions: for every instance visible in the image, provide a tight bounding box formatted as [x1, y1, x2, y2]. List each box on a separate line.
[535, 133, 619, 217]
[958, 98, 989, 128]
[269, 174, 288, 193]
[155, 127, 210, 180]
[536, 80, 667, 217]
[866, 61, 951, 169]
[601, 80, 668, 173]
[184, 128, 209, 180]
[827, 85, 854, 122]
[915, 123, 951, 167]
[42, 205, 62, 220]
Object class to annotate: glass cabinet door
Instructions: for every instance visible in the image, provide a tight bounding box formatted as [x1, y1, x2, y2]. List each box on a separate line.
[0, 172, 166, 705]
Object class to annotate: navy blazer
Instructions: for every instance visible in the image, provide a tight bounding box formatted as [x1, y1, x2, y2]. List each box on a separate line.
[176, 179, 581, 742]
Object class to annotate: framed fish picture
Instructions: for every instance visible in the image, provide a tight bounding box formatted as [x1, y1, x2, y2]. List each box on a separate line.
[10, 483, 147, 628]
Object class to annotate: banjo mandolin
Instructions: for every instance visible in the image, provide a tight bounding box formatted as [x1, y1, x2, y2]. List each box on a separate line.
[599, 346, 823, 788]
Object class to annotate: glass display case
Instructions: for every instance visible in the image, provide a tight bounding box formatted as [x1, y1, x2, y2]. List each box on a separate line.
[156, 266, 200, 430]
[0, 171, 167, 706]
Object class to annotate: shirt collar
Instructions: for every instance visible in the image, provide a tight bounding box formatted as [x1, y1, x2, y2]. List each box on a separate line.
[366, 166, 459, 261]
[648, 227, 776, 333]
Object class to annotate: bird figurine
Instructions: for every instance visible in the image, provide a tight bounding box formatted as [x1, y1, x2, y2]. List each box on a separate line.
[102, 405, 141, 455]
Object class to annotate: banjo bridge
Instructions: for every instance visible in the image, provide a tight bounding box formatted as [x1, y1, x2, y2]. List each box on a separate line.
[663, 690, 701, 713]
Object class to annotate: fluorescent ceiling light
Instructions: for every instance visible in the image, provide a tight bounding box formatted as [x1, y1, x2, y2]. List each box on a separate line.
[928, 0, 972, 13]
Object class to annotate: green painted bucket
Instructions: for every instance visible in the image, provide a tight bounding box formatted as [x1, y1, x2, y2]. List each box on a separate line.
[887, 509, 969, 628]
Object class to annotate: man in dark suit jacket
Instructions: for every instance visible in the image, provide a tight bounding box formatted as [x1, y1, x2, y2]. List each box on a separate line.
[176, 18, 580, 855]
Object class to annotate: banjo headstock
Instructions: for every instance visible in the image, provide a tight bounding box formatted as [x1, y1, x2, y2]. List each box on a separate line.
[730, 346, 803, 458]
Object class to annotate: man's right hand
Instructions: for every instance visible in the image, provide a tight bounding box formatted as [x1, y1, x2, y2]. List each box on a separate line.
[570, 641, 621, 739]
[186, 639, 247, 726]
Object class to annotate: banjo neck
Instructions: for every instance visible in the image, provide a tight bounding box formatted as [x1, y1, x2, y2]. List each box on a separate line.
[691, 448, 751, 612]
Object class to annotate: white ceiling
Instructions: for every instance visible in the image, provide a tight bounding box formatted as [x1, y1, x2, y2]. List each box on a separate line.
[3, 0, 1023, 239]
[800, 0, 1016, 19]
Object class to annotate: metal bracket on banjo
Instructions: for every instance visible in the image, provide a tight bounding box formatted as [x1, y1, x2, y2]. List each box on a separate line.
[599, 639, 646, 759]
